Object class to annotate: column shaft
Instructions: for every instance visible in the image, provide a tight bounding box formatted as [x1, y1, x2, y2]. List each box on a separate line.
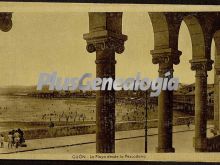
[194, 71, 207, 152]
[151, 48, 181, 153]
[156, 67, 175, 153]
[96, 49, 116, 153]
[214, 72, 219, 130]
[145, 91, 148, 153]
[190, 59, 213, 152]
[214, 68, 220, 131]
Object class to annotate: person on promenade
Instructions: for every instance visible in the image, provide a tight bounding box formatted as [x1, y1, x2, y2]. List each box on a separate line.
[186, 120, 191, 129]
[17, 128, 25, 144]
[14, 130, 20, 148]
[0, 134, 4, 148]
[11, 130, 15, 147]
[49, 121, 55, 128]
[7, 132, 13, 149]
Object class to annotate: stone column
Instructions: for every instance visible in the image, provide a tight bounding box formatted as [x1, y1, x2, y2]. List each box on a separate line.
[190, 59, 213, 152]
[83, 13, 127, 153]
[145, 91, 148, 153]
[214, 67, 220, 131]
[0, 13, 12, 32]
[151, 48, 181, 153]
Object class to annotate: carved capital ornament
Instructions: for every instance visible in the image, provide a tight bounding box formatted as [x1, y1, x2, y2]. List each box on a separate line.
[151, 48, 182, 65]
[190, 59, 213, 77]
[84, 31, 127, 54]
[0, 13, 12, 32]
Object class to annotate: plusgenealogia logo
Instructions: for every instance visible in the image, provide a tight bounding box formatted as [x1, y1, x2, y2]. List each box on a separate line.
[36, 72, 179, 97]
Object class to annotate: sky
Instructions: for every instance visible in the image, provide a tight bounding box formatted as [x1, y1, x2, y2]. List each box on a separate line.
[0, 12, 215, 86]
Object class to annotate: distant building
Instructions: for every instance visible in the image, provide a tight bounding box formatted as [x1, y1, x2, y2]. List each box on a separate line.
[173, 83, 214, 118]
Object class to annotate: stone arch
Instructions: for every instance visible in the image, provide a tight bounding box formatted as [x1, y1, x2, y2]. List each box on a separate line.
[149, 12, 182, 50]
[182, 15, 206, 59]
[149, 13, 170, 50]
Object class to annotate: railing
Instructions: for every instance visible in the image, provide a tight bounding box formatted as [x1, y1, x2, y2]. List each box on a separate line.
[0, 116, 195, 140]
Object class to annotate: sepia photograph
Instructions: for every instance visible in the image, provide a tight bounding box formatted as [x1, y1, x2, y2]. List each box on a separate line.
[0, 2, 219, 162]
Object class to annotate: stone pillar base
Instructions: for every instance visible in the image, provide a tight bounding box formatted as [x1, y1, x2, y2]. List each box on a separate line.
[195, 148, 207, 152]
[193, 137, 207, 152]
[156, 147, 175, 153]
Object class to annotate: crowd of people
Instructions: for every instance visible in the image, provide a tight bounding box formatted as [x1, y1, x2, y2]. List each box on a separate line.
[41, 109, 91, 123]
[0, 129, 26, 149]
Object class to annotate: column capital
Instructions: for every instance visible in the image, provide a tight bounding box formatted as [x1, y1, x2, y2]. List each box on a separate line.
[150, 48, 182, 65]
[190, 59, 213, 76]
[0, 13, 12, 32]
[83, 31, 127, 54]
[83, 12, 127, 54]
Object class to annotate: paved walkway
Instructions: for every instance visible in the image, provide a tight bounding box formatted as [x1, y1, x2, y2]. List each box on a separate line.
[0, 124, 214, 154]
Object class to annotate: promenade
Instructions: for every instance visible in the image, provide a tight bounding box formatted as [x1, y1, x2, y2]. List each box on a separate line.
[0, 124, 214, 155]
